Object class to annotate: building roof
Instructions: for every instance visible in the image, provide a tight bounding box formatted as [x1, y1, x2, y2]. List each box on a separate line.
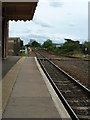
[1, 0, 38, 2]
[2, 1, 39, 21]
[9, 37, 21, 40]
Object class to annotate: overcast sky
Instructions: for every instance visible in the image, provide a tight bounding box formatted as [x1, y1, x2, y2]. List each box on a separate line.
[9, 0, 89, 45]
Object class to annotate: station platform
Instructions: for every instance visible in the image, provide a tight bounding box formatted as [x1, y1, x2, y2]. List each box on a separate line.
[2, 57, 70, 118]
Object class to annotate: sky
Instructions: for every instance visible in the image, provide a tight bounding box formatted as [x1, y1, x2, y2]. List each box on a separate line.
[9, 0, 89, 45]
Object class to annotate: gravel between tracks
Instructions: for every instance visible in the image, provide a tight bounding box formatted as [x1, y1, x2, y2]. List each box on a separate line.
[38, 50, 89, 89]
[52, 60, 89, 88]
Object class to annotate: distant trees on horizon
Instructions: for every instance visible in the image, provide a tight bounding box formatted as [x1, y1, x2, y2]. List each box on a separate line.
[24, 39, 90, 56]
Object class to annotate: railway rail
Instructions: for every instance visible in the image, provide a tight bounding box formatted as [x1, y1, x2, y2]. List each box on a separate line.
[36, 52, 90, 120]
[36, 50, 89, 89]
[38, 49, 90, 61]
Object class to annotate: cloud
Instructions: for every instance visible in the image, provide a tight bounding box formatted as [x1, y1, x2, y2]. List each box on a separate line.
[68, 23, 76, 27]
[49, 1, 64, 8]
[33, 18, 52, 28]
[28, 33, 48, 40]
[19, 32, 49, 44]
[66, 12, 72, 16]
[9, 0, 88, 45]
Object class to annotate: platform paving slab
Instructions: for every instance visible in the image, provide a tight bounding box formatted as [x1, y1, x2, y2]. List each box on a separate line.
[2, 56, 21, 78]
[3, 57, 61, 118]
[2, 57, 25, 113]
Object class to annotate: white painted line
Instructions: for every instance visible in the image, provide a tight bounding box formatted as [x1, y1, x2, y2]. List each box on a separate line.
[35, 57, 71, 119]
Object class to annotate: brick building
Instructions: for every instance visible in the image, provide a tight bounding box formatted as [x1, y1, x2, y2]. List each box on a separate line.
[8, 37, 23, 56]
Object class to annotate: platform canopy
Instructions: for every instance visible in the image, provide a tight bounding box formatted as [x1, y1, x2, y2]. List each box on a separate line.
[1, 0, 38, 21]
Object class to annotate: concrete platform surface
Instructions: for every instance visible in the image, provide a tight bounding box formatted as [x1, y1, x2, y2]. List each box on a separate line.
[3, 57, 70, 118]
[2, 56, 21, 78]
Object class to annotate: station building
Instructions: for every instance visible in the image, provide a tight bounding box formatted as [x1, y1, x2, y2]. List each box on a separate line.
[8, 37, 23, 56]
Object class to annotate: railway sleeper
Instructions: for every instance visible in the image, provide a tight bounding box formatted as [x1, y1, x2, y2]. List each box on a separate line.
[67, 100, 80, 106]
[54, 80, 71, 83]
[77, 115, 90, 120]
[69, 100, 90, 106]
[73, 106, 89, 114]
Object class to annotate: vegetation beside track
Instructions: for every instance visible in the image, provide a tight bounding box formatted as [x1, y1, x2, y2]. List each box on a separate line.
[23, 39, 90, 58]
[41, 39, 90, 58]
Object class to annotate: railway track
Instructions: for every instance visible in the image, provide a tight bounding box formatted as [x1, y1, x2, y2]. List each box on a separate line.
[38, 49, 90, 61]
[36, 52, 90, 120]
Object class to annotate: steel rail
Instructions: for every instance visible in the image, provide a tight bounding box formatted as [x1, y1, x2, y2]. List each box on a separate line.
[36, 54, 79, 120]
[37, 58, 79, 120]
[36, 52, 90, 94]
[46, 58, 90, 94]
[36, 52, 90, 120]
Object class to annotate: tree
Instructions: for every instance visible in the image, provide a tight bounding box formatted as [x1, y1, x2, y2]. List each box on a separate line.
[59, 39, 81, 55]
[42, 39, 54, 50]
[30, 41, 41, 48]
